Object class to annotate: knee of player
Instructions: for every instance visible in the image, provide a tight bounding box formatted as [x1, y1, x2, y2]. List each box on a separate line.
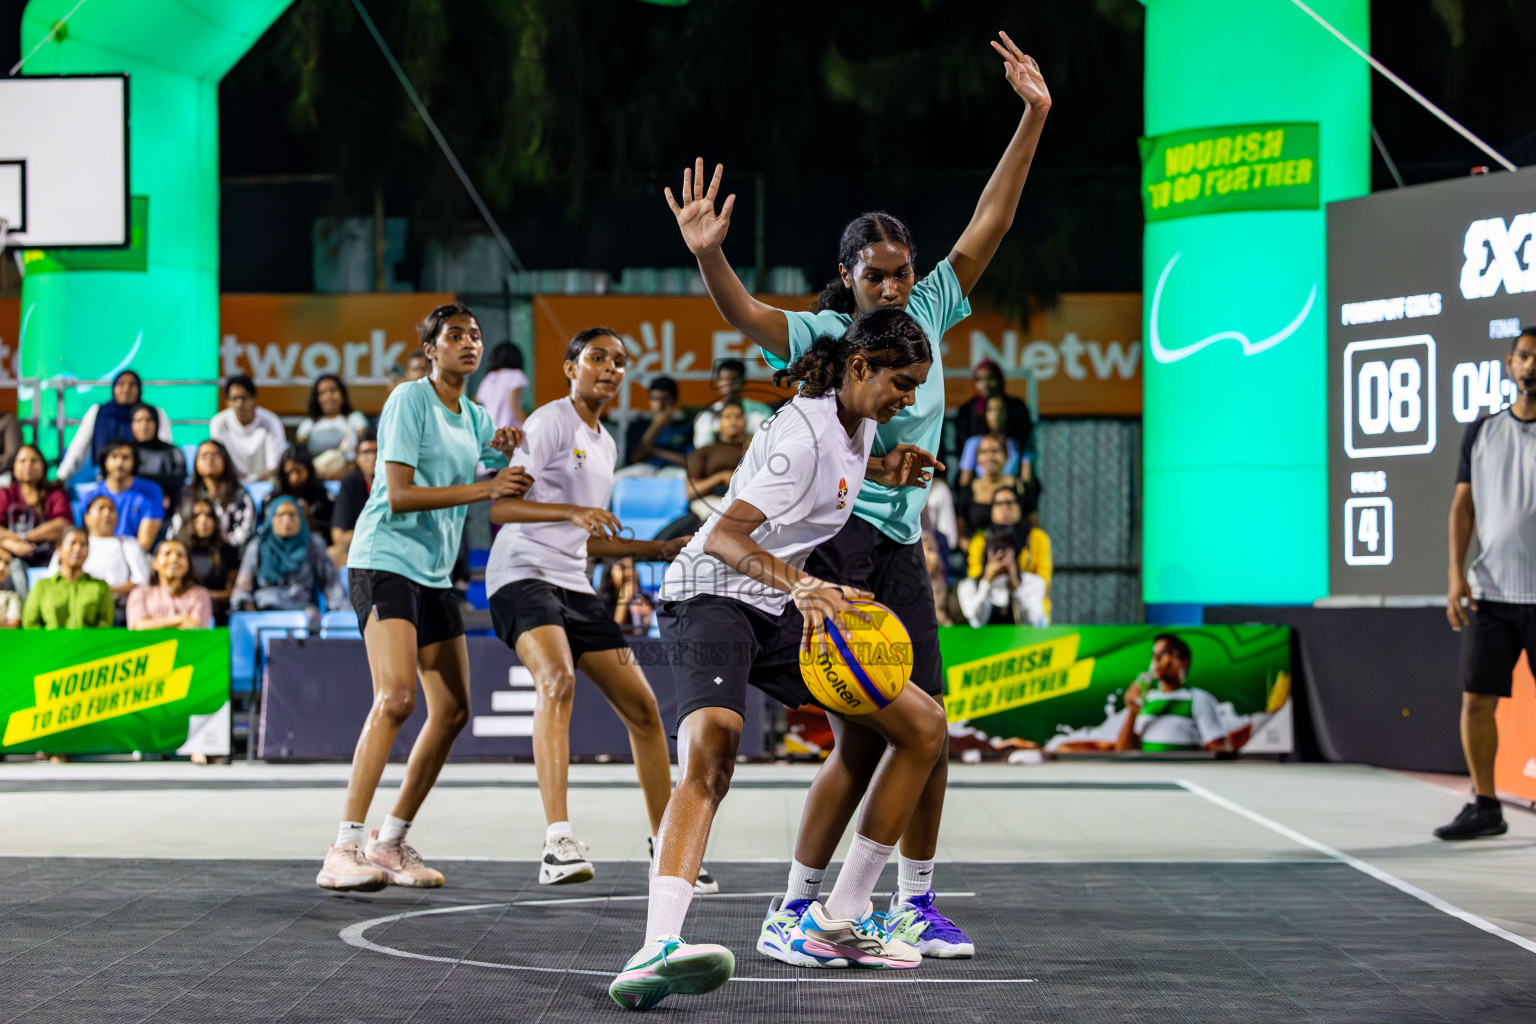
[534, 669, 577, 707]
[623, 690, 663, 733]
[681, 736, 738, 804]
[906, 697, 948, 761]
[437, 699, 470, 734]
[375, 684, 417, 725]
[1463, 692, 1500, 718]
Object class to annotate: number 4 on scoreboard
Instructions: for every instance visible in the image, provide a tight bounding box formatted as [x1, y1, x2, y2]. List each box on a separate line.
[1344, 497, 1393, 566]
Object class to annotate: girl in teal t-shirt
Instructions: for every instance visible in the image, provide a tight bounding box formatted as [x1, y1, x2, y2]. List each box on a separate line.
[661, 31, 1050, 965]
[316, 303, 530, 895]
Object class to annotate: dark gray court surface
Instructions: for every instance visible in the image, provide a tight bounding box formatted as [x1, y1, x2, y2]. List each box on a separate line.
[4, 858, 1535, 1023]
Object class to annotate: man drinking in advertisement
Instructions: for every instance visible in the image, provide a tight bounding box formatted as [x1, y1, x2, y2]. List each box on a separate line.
[1114, 633, 1234, 754]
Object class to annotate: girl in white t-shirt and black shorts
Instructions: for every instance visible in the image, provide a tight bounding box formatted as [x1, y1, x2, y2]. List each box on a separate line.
[485, 327, 697, 889]
[607, 307, 948, 1012]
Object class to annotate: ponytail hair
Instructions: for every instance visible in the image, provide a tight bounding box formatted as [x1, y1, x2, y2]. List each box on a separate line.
[773, 307, 931, 398]
[814, 211, 917, 314]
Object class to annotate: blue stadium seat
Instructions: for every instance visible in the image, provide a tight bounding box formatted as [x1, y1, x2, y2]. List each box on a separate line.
[244, 480, 273, 512]
[319, 608, 361, 638]
[181, 443, 199, 480]
[26, 566, 49, 590]
[467, 580, 489, 609]
[612, 476, 688, 520]
[469, 548, 490, 569]
[228, 610, 309, 695]
[323, 479, 340, 497]
[634, 561, 668, 594]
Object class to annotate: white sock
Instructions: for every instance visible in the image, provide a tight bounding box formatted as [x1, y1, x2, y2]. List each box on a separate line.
[784, 858, 826, 904]
[335, 821, 366, 847]
[824, 834, 895, 923]
[898, 855, 935, 902]
[546, 821, 574, 844]
[645, 874, 695, 943]
[378, 814, 411, 844]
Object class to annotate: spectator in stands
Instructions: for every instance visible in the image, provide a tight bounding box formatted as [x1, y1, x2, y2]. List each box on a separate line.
[328, 427, 376, 566]
[231, 495, 344, 626]
[955, 434, 1025, 539]
[297, 374, 369, 479]
[952, 359, 1032, 467]
[598, 556, 656, 635]
[264, 445, 334, 537]
[127, 539, 213, 630]
[476, 343, 529, 429]
[624, 376, 693, 469]
[209, 374, 286, 484]
[171, 440, 258, 549]
[77, 441, 164, 552]
[23, 527, 115, 629]
[690, 357, 772, 448]
[175, 498, 239, 625]
[0, 544, 25, 627]
[957, 484, 1051, 628]
[57, 369, 173, 482]
[956, 395, 1027, 488]
[0, 444, 72, 568]
[404, 350, 431, 382]
[130, 403, 186, 515]
[922, 479, 960, 627]
[60, 494, 151, 602]
[0, 409, 21, 483]
[655, 400, 747, 540]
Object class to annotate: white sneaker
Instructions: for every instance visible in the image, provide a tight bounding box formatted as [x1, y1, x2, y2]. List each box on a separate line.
[539, 833, 594, 885]
[648, 835, 720, 894]
[788, 900, 921, 969]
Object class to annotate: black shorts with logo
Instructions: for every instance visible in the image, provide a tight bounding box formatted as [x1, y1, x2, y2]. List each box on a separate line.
[490, 578, 629, 662]
[804, 514, 943, 697]
[660, 594, 817, 731]
[349, 568, 465, 648]
[1460, 599, 1536, 698]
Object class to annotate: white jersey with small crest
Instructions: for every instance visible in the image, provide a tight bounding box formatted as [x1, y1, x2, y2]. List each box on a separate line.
[660, 392, 876, 614]
[486, 397, 617, 597]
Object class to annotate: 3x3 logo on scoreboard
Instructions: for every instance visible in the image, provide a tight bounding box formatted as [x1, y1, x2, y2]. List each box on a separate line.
[1327, 168, 1536, 597]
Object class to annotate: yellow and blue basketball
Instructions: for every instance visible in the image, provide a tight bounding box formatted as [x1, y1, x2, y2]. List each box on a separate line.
[800, 600, 912, 716]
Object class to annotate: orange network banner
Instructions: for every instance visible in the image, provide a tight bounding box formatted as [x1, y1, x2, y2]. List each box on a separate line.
[530, 293, 1141, 417]
[218, 293, 456, 416]
[1495, 655, 1536, 806]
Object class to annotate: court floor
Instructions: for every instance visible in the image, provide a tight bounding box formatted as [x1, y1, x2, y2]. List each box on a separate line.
[3, 759, 1534, 1022]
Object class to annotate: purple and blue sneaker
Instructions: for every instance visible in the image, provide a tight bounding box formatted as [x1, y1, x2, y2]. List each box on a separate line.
[885, 889, 975, 958]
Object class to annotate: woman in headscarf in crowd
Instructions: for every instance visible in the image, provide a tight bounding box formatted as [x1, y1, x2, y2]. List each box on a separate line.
[56, 370, 172, 481]
[264, 445, 335, 537]
[231, 495, 344, 627]
[171, 440, 258, 548]
[131, 403, 186, 515]
[174, 497, 240, 625]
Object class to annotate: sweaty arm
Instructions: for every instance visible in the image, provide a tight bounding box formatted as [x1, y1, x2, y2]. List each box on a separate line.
[384, 462, 529, 515]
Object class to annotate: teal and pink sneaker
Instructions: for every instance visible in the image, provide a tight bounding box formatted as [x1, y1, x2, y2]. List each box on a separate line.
[785, 900, 921, 969]
[885, 890, 975, 958]
[757, 896, 823, 967]
[608, 935, 734, 1011]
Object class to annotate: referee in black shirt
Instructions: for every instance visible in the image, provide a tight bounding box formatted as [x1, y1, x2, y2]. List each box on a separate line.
[1439, 326, 1536, 840]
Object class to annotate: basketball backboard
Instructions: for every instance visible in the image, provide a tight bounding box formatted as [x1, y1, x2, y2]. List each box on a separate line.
[0, 74, 128, 248]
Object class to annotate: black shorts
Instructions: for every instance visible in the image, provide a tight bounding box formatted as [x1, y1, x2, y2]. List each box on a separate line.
[349, 568, 464, 648]
[1460, 599, 1536, 697]
[804, 514, 943, 697]
[490, 579, 629, 662]
[659, 594, 815, 730]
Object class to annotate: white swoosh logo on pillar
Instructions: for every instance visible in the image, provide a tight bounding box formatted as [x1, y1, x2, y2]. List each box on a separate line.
[1149, 252, 1317, 365]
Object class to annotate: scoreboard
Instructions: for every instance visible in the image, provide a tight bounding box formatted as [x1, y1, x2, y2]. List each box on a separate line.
[1328, 170, 1536, 597]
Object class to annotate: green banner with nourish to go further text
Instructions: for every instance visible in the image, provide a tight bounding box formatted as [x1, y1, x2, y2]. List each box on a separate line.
[0, 630, 231, 756]
[1140, 122, 1319, 222]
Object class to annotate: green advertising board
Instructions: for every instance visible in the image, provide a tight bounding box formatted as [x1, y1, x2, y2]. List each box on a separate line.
[0, 630, 231, 756]
[939, 624, 1291, 754]
[1142, 0, 1369, 605]
[1141, 123, 1319, 222]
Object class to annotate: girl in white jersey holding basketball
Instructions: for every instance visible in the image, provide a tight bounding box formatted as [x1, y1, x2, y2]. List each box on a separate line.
[608, 307, 947, 1012]
[316, 304, 529, 893]
[484, 327, 700, 889]
[665, 31, 1050, 961]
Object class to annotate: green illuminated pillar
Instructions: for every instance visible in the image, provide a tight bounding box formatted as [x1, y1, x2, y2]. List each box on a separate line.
[1142, 0, 1369, 605]
[18, 0, 292, 462]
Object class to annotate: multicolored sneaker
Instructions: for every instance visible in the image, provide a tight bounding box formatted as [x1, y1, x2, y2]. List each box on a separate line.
[756, 896, 822, 967]
[885, 890, 975, 958]
[787, 900, 920, 969]
[315, 840, 387, 892]
[365, 830, 445, 888]
[608, 935, 734, 1011]
[539, 834, 594, 885]
[648, 836, 720, 894]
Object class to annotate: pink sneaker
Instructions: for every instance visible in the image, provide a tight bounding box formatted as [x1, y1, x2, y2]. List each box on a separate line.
[316, 840, 388, 892]
[365, 829, 445, 887]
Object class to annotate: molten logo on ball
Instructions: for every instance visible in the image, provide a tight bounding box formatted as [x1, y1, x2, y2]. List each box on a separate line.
[800, 600, 913, 716]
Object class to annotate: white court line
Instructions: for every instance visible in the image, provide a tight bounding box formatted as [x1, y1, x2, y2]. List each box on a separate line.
[339, 893, 1035, 984]
[1177, 778, 1536, 956]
